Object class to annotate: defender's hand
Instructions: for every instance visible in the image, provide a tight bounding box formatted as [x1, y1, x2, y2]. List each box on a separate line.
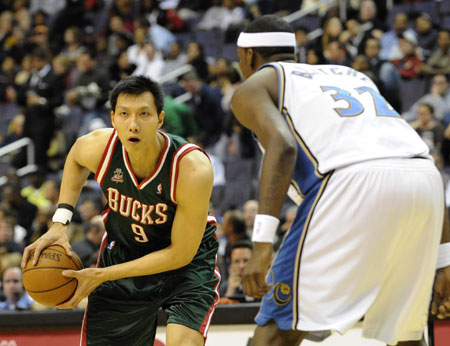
[242, 242, 273, 298]
[431, 266, 450, 319]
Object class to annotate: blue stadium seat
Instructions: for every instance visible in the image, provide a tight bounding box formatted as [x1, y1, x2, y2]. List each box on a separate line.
[399, 78, 427, 111]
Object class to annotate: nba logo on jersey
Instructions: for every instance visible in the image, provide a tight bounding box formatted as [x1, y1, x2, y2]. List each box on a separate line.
[111, 168, 124, 183]
[157, 183, 163, 195]
[107, 241, 116, 250]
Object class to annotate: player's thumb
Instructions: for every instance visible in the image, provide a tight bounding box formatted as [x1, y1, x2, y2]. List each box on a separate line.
[62, 270, 76, 278]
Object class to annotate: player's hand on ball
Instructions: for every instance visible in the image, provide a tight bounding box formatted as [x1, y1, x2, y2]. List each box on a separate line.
[21, 223, 73, 269]
[57, 268, 106, 309]
[431, 266, 450, 319]
[242, 242, 273, 298]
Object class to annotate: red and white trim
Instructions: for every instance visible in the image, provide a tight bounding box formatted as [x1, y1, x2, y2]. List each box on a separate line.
[123, 131, 170, 190]
[169, 143, 205, 204]
[207, 214, 217, 226]
[199, 255, 221, 338]
[94, 131, 119, 187]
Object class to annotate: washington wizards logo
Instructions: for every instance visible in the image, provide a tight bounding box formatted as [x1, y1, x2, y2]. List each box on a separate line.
[156, 183, 163, 195]
[111, 168, 124, 183]
[273, 282, 292, 306]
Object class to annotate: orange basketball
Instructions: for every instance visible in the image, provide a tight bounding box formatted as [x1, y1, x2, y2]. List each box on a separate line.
[22, 244, 83, 307]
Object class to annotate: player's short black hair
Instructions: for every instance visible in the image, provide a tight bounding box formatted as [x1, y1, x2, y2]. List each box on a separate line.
[109, 75, 165, 114]
[243, 15, 295, 59]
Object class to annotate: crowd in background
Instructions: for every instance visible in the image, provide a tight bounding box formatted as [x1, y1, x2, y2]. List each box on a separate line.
[0, 0, 449, 310]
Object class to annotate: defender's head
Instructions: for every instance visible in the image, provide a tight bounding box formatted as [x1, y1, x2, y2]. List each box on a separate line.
[237, 15, 296, 79]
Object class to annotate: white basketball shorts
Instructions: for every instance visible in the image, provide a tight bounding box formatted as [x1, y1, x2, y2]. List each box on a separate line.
[255, 158, 444, 345]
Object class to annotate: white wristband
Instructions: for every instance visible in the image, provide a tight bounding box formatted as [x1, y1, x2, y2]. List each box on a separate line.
[52, 205, 74, 225]
[252, 214, 280, 243]
[437, 243, 450, 269]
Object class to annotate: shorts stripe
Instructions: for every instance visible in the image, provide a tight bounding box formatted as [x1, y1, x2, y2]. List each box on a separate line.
[199, 255, 221, 338]
[293, 172, 333, 328]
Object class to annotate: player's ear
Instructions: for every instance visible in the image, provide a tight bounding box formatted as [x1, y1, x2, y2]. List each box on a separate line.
[157, 111, 165, 128]
[248, 48, 256, 69]
[110, 110, 115, 126]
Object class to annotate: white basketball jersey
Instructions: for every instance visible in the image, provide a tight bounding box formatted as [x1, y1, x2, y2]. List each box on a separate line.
[263, 62, 430, 201]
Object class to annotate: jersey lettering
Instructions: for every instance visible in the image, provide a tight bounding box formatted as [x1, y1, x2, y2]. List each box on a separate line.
[131, 200, 142, 222]
[106, 189, 169, 226]
[119, 195, 132, 217]
[141, 204, 155, 225]
[107, 188, 119, 212]
[155, 203, 168, 224]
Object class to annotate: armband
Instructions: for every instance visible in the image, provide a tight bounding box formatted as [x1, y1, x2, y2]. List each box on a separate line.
[437, 243, 450, 269]
[52, 203, 74, 226]
[252, 214, 280, 243]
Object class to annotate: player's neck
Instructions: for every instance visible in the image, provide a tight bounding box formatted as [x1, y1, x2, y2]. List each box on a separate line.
[127, 132, 164, 180]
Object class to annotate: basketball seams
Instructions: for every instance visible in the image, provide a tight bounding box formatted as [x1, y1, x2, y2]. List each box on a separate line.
[25, 278, 77, 293]
[22, 266, 77, 274]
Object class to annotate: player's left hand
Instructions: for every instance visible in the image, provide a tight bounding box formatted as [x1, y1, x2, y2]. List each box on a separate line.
[431, 266, 450, 319]
[57, 268, 105, 309]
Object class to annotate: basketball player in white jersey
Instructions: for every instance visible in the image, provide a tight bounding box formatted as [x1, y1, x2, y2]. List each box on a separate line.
[231, 15, 450, 346]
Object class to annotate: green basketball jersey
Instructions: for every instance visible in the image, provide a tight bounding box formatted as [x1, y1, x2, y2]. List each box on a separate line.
[94, 129, 217, 261]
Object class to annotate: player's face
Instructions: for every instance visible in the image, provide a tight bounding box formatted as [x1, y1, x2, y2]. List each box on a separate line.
[111, 92, 164, 151]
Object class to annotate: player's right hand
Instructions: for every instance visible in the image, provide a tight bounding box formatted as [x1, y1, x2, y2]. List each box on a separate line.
[242, 242, 273, 298]
[21, 223, 72, 268]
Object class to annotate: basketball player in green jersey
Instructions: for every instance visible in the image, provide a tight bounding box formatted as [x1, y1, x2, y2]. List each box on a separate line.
[21, 76, 221, 346]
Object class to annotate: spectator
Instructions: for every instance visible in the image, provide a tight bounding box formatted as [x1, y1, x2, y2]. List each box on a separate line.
[15, 47, 64, 170]
[1, 182, 37, 236]
[403, 74, 450, 123]
[410, 103, 444, 152]
[0, 266, 33, 311]
[21, 168, 51, 209]
[306, 48, 325, 65]
[186, 41, 209, 81]
[340, 18, 372, 58]
[127, 27, 151, 75]
[1, 113, 24, 147]
[380, 12, 416, 61]
[78, 197, 104, 223]
[242, 199, 258, 237]
[352, 55, 378, 84]
[321, 17, 343, 59]
[421, 29, 450, 76]
[59, 27, 85, 66]
[391, 32, 424, 80]
[161, 41, 187, 76]
[71, 215, 106, 268]
[0, 217, 23, 254]
[197, 0, 246, 31]
[108, 51, 136, 85]
[221, 209, 249, 263]
[357, 0, 386, 36]
[133, 16, 176, 54]
[364, 37, 402, 111]
[219, 240, 256, 302]
[28, 204, 54, 244]
[415, 12, 437, 60]
[294, 26, 309, 63]
[182, 70, 225, 149]
[162, 96, 200, 139]
[326, 41, 352, 67]
[133, 43, 164, 81]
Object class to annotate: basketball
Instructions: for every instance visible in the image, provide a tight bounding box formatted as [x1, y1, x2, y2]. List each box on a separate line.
[22, 244, 83, 307]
